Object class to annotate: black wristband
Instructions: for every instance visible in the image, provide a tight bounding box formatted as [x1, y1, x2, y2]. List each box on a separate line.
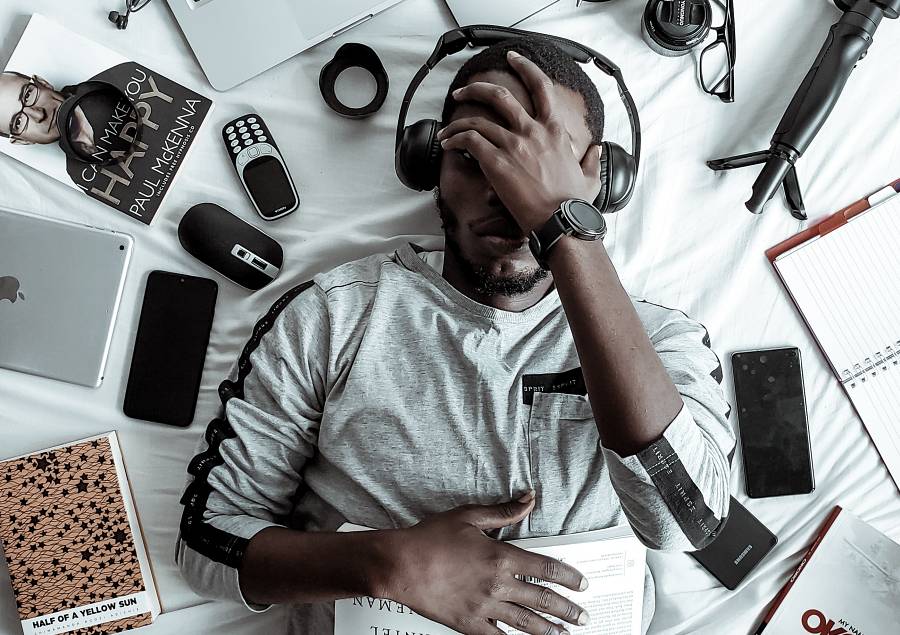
[318, 43, 389, 119]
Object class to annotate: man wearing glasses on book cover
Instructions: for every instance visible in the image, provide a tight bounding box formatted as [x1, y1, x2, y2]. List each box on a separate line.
[0, 71, 97, 158]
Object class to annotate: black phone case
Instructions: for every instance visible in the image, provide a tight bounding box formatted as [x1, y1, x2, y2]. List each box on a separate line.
[690, 496, 778, 590]
[732, 347, 815, 498]
[123, 271, 218, 427]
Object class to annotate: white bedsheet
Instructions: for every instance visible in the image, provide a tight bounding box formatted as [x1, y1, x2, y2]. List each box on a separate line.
[2, 1, 899, 633]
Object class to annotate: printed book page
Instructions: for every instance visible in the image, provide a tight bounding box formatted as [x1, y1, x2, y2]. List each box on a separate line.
[334, 524, 645, 635]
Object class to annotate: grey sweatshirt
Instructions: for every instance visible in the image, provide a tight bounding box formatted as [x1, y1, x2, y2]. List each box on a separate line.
[176, 244, 735, 634]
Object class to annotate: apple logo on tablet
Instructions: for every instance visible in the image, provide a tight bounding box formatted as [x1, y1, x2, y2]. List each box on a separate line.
[0, 276, 25, 303]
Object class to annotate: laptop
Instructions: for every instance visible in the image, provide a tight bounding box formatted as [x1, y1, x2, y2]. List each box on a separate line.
[166, 0, 406, 91]
[0, 208, 133, 387]
[444, 0, 561, 28]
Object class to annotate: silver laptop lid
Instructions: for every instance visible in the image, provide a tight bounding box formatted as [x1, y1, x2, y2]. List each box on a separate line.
[444, 0, 561, 27]
[167, 0, 406, 91]
[0, 208, 133, 387]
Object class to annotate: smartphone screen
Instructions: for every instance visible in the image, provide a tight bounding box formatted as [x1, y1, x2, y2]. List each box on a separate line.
[732, 347, 814, 498]
[123, 271, 217, 426]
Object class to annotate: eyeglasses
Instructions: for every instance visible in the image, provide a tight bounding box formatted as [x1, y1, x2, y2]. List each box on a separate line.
[699, 0, 735, 103]
[8, 76, 41, 139]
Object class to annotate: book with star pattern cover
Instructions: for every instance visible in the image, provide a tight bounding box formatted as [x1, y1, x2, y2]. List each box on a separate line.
[0, 432, 160, 635]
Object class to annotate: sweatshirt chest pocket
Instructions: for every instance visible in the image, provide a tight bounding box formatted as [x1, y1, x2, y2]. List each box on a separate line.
[526, 392, 607, 535]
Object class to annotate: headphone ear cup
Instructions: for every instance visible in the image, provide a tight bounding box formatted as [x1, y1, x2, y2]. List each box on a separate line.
[395, 119, 442, 191]
[594, 142, 610, 212]
[595, 141, 637, 213]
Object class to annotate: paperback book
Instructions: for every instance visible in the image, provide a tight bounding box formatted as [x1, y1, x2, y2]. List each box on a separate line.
[0, 432, 160, 635]
[0, 14, 213, 225]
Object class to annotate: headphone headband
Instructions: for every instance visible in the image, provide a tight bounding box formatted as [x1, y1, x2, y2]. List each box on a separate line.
[395, 24, 641, 171]
[57, 80, 143, 165]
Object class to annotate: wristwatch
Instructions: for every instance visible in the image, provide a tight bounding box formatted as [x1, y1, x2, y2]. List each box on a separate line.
[528, 199, 607, 267]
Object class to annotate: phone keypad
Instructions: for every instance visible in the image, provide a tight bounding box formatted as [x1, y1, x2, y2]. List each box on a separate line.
[223, 114, 277, 167]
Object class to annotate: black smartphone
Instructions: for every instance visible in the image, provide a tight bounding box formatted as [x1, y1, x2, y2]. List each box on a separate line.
[690, 496, 777, 590]
[123, 271, 217, 426]
[732, 347, 814, 498]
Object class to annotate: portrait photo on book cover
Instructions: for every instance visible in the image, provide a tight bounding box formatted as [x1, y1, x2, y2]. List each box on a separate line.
[0, 64, 143, 181]
[0, 71, 99, 157]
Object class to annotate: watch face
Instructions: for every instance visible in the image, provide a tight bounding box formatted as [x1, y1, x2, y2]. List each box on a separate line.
[565, 200, 605, 234]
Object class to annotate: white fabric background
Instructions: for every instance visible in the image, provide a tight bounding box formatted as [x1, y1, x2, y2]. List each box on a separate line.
[1, 1, 899, 633]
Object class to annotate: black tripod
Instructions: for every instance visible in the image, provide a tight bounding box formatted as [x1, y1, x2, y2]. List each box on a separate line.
[708, 0, 900, 220]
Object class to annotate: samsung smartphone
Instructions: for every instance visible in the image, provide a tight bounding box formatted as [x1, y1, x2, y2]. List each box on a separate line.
[123, 271, 218, 426]
[732, 347, 814, 498]
[690, 496, 778, 590]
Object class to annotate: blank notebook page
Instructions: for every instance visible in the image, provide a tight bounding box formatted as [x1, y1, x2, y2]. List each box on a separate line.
[774, 194, 900, 490]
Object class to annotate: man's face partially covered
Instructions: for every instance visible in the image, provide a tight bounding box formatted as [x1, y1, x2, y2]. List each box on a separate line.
[437, 69, 594, 296]
[0, 73, 65, 145]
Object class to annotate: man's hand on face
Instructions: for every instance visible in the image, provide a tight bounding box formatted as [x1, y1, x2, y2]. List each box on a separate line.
[379, 492, 590, 635]
[437, 51, 603, 235]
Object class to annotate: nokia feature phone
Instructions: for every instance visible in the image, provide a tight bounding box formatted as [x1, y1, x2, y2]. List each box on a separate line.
[222, 113, 299, 221]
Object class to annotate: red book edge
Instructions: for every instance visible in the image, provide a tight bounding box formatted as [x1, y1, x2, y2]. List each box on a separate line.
[754, 506, 843, 634]
[766, 178, 900, 263]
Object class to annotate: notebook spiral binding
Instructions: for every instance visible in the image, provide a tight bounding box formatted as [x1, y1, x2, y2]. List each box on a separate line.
[840, 341, 900, 388]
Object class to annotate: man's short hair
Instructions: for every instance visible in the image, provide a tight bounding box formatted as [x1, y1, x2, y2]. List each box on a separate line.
[0, 71, 32, 139]
[440, 37, 605, 145]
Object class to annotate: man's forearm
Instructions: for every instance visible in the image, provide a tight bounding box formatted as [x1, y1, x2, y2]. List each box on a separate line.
[239, 525, 395, 605]
[547, 236, 684, 457]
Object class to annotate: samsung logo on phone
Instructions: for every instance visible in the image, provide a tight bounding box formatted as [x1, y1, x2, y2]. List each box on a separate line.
[733, 544, 753, 565]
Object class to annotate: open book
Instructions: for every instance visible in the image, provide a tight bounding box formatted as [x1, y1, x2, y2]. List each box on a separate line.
[334, 524, 646, 635]
[0, 432, 160, 635]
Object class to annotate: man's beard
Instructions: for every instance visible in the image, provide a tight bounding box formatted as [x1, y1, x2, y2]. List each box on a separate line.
[436, 192, 549, 297]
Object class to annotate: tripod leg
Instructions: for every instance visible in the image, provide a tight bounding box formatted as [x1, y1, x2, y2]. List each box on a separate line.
[783, 166, 807, 221]
[707, 150, 771, 171]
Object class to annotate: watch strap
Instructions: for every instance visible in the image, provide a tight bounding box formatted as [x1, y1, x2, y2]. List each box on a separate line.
[534, 209, 571, 254]
[529, 207, 571, 268]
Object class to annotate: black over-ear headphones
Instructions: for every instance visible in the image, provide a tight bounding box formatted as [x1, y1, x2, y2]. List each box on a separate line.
[395, 25, 641, 215]
[57, 81, 144, 165]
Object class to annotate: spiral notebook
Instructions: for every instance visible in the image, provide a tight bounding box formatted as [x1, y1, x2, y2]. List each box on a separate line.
[767, 179, 900, 492]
